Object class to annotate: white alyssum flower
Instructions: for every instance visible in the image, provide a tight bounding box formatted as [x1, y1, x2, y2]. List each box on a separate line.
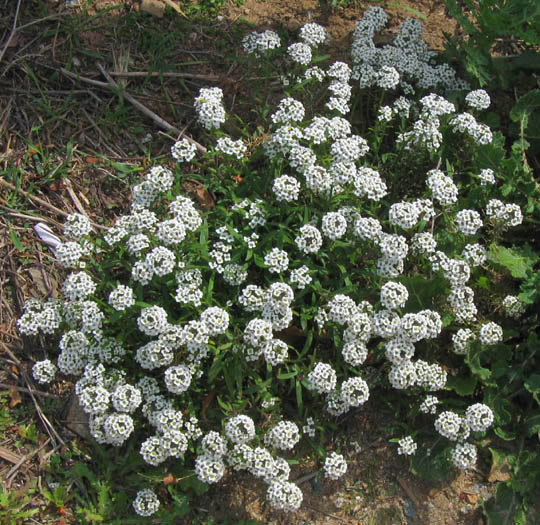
[340, 376, 370, 406]
[479, 322, 503, 345]
[225, 415, 256, 444]
[451, 443, 477, 469]
[171, 137, 197, 162]
[287, 42, 312, 65]
[465, 403, 494, 432]
[454, 209, 483, 235]
[266, 480, 303, 511]
[264, 420, 300, 451]
[435, 411, 462, 440]
[32, 359, 57, 384]
[323, 452, 348, 479]
[195, 454, 226, 484]
[108, 285, 135, 311]
[264, 248, 289, 273]
[273, 174, 301, 202]
[397, 436, 417, 455]
[465, 89, 491, 110]
[164, 365, 192, 394]
[216, 136, 247, 159]
[133, 489, 160, 517]
[307, 362, 337, 394]
[321, 212, 347, 240]
[299, 22, 328, 47]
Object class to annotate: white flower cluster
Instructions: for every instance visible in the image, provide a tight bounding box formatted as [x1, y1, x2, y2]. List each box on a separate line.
[194, 87, 225, 130]
[397, 435, 417, 455]
[242, 30, 281, 56]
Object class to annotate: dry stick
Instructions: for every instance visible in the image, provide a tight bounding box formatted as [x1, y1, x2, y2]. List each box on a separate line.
[96, 63, 207, 153]
[0, 382, 59, 399]
[63, 178, 88, 217]
[0, 179, 107, 230]
[60, 67, 110, 88]
[160, 0, 188, 18]
[0, 445, 22, 465]
[107, 70, 220, 81]
[0, 0, 22, 64]
[6, 437, 52, 487]
[1, 343, 66, 449]
[0, 204, 64, 229]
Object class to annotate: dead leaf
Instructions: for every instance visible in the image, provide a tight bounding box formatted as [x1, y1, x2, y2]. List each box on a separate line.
[49, 180, 66, 192]
[140, 0, 165, 17]
[195, 186, 215, 210]
[85, 157, 101, 164]
[201, 390, 216, 421]
[231, 175, 244, 184]
[8, 387, 22, 408]
[10, 365, 19, 376]
[161, 0, 187, 17]
[163, 473, 177, 485]
[488, 457, 512, 482]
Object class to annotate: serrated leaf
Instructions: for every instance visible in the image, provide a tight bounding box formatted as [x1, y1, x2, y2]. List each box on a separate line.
[488, 244, 537, 279]
[510, 89, 540, 123]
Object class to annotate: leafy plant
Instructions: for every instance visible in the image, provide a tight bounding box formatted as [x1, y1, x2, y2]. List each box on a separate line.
[16, 5, 540, 522]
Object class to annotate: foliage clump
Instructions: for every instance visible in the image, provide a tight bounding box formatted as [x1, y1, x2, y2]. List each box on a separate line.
[18, 6, 539, 520]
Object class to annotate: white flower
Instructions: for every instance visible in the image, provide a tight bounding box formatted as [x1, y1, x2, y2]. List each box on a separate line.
[133, 489, 160, 517]
[323, 452, 348, 479]
[397, 436, 417, 455]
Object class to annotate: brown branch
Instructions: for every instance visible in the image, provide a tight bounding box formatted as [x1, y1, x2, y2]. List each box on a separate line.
[0, 382, 59, 399]
[0, 0, 22, 64]
[107, 70, 220, 81]
[0, 179, 107, 229]
[96, 63, 207, 153]
[6, 438, 52, 487]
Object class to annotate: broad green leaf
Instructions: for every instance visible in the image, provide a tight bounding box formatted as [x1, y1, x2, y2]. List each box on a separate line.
[447, 375, 477, 396]
[483, 482, 520, 525]
[488, 244, 537, 279]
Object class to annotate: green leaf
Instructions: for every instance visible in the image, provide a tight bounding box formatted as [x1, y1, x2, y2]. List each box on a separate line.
[178, 474, 208, 497]
[410, 446, 451, 482]
[483, 482, 521, 525]
[296, 380, 303, 417]
[465, 346, 491, 380]
[524, 414, 540, 437]
[510, 89, 540, 125]
[488, 244, 537, 279]
[447, 375, 477, 396]
[277, 370, 298, 380]
[525, 374, 540, 394]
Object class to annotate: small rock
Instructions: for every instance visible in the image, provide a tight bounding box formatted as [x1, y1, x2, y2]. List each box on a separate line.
[404, 500, 417, 518]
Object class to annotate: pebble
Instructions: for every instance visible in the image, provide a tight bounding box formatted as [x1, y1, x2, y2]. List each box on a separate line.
[404, 500, 417, 518]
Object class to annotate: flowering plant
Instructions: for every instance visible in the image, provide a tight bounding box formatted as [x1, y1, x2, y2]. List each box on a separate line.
[20, 6, 539, 519]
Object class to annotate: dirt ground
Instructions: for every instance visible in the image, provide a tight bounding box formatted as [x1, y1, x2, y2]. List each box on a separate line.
[0, 1, 496, 523]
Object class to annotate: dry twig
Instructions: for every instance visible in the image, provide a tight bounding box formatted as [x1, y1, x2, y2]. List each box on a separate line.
[96, 63, 207, 153]
[6, 438, 52, 488]
[0, 179, 107, 229]
[0, 0, 22, 64]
